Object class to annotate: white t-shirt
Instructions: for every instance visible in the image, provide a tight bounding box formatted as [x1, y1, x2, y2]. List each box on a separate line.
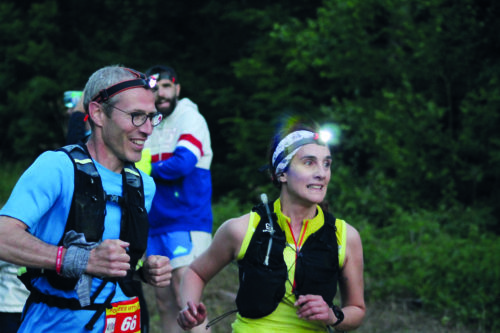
[0, 260, 29, 313]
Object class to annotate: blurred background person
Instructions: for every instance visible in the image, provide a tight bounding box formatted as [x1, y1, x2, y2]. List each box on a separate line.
[0, 260, 30, 333]
[138, 65, 213, 333]
[64, 90, 91, 144]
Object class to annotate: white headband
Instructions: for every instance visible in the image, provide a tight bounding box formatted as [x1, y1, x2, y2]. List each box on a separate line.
[272, 130, 318, 175]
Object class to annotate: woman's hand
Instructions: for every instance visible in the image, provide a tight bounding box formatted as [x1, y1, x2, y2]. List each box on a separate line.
[295, 294, 337, 326]
[177, 301, 208, 331]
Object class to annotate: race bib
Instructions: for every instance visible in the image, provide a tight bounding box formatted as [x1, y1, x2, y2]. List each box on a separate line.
[104, 297, 141, 333]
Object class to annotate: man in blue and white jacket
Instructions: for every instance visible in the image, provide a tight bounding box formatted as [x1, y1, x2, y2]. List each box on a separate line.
[140, 65, 213, 333]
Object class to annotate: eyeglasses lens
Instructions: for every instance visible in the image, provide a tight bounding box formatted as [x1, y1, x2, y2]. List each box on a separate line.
[132, 113, 162, 127]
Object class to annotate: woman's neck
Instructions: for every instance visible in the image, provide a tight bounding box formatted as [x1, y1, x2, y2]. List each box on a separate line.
[279, 197, 317, 226]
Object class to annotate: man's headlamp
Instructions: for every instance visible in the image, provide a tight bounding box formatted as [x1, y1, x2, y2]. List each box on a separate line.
[63, 91, 83, 108]
[91, 68, 157, 103]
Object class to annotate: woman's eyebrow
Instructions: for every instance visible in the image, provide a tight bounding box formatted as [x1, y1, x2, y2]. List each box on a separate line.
[299, 155, 332, 160]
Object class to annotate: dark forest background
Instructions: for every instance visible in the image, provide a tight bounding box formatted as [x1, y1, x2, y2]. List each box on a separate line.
[1, 0, 499, 330]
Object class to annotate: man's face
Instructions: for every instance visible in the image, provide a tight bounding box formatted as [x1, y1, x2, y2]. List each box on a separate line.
[100, 88, 157, 167]
[154, 78, 180, 116]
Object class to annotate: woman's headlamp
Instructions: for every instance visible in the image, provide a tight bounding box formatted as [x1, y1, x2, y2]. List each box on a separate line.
[91, 68, 157, 103]
[318, 124, 341, 146]
[318, 129, 332, 144]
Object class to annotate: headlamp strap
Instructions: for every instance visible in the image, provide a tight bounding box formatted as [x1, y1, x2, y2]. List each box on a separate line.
[91, 68, 155, 103]
[272, 136, 319, 170]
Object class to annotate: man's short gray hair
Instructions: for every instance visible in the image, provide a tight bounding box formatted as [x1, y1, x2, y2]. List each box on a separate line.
[83, 65, 136, 113]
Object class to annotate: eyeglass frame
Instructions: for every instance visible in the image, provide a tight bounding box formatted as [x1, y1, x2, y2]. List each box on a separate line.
[104, 102, 163, 127]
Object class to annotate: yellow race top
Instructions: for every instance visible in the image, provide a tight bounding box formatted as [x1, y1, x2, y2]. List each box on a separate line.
[232, 199, 346, 332]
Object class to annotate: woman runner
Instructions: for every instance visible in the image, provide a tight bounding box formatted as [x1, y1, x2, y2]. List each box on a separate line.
[177, 122, 366, 332]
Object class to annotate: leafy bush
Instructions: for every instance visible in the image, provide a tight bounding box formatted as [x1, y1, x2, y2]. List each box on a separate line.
[0, 161, 29, 207]
[361, 206, 500, 330]
[211, 196, 253, 232]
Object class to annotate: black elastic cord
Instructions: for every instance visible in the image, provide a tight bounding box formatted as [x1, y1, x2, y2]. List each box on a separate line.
[85, 285, 116, 330]
[205, 309, 238, 329]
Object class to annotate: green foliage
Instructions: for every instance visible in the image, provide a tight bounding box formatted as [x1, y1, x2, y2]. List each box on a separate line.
[362, 206, 500, 330]
[324, 83, 460, 224]
[0, 161, 29, 207]
[211, 196, 253, 233]
[1, 0, 499, 329]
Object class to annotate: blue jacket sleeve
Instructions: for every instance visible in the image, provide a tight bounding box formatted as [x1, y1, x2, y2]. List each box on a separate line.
[150, 146, 198, 181]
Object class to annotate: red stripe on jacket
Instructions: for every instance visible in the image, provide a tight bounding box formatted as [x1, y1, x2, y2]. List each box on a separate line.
[179, 134, 204, 156]
[151, 152, 173, 163]
[150, 134, 204, 163]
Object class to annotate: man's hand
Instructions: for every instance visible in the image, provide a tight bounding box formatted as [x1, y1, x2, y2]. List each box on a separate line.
[85, 239, 130, 277]
[177, 301, 208, 331]
[142, 255, 172, 287]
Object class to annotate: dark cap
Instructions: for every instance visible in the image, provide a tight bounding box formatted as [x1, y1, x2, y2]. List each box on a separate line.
[145, 65, 178, 83]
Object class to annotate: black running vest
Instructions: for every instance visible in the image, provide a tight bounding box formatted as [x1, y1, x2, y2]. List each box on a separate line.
[19, 144, 149, 305]
[235, 202, 340, 319]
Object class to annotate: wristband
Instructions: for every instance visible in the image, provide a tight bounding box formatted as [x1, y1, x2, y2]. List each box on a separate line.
[330, 305, 344, 327]
[56, 246, 64, 275]
[61, 244, 91, 279]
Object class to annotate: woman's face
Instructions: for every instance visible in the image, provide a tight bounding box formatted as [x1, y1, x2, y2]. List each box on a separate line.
[280, 143, 332, 206]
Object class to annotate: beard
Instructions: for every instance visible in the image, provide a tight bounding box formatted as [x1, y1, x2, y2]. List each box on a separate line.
[155, 97, 178, 116]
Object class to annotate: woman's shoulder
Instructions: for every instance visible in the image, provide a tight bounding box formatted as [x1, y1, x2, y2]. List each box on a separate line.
[220, 213, 251, 238]
[217, 213, 250, 245]
[344, 221, 362, 241]
[206, 213, 251, 261]
[342, 221, 364, 266]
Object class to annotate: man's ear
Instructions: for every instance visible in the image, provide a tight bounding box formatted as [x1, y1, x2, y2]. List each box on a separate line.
[176, 83, 181, 97]
[88, 102, 105, 127]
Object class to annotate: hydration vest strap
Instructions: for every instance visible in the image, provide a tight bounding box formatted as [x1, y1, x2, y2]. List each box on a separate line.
[23, 280, 117, 331]
[67, 144, 100, 178]
[106, 193, 123, 204]
[85, 285, 116, 330]
[26, 287, 103, 311]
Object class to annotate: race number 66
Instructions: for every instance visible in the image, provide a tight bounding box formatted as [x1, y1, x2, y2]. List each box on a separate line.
[121, 315, 137, 331]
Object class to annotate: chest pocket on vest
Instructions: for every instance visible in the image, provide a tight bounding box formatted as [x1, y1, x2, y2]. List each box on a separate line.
[235, 211, 288, 319]
[294, 219, 339, 306]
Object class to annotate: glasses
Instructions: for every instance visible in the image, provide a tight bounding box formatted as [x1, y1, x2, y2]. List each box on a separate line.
[106, 103, 163, 127]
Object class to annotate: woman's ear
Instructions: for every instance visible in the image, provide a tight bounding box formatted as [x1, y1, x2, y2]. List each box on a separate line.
[88, 101, 104, 128]
[278, 173, 287, 183]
